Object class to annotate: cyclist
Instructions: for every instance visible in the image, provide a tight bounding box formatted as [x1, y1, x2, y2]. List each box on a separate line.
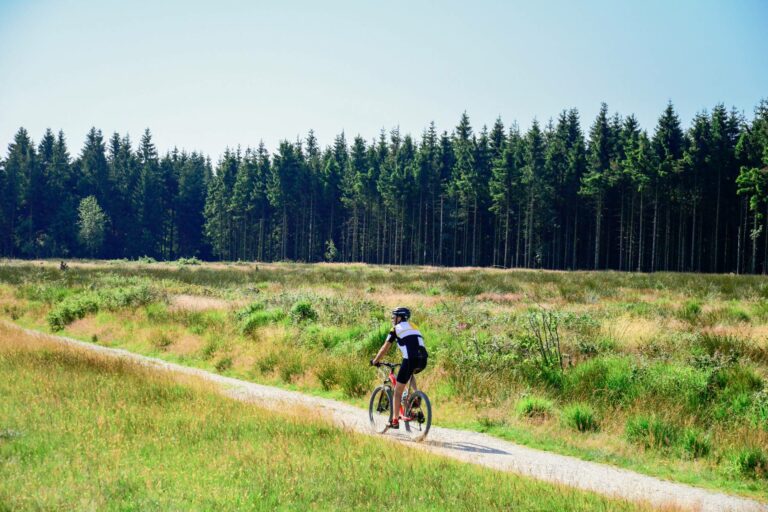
[370, 306, 428, 429]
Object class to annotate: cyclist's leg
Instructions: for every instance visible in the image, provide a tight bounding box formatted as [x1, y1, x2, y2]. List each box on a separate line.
[392, 381, 406, 423]
[393, 360, 414, 425]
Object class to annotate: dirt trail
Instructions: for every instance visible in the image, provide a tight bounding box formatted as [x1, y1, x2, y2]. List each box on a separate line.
[7, 323, 767, 512]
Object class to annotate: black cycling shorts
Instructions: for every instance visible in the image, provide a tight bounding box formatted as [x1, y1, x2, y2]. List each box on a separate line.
[397, 356, 428, 384]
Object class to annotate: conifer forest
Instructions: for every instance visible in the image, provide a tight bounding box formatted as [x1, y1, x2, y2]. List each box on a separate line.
[2, 100, 768, 274]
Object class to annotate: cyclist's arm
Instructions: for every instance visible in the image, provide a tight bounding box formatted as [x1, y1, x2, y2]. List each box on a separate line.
[371, 330, 396, 365]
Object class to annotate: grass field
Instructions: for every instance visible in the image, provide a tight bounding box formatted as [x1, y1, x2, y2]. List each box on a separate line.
[0, 259, 767, 501]
[0, 323, 654, 511]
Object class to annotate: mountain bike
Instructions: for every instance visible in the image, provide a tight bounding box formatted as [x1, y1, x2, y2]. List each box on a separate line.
[368, 361, 432, 441]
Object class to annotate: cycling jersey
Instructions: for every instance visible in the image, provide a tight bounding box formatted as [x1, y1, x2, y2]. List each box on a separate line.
[387, 321, 428, 360]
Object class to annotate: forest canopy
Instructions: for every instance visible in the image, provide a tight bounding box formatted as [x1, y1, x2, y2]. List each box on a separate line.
[1, 100, 767, 274]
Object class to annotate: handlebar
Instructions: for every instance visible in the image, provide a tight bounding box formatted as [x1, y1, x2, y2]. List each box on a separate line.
[375, 361, 401, 370]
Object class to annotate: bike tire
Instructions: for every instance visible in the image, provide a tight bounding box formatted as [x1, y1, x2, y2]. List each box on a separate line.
[404, 390, 431, 441]
[368, 385, 393, 433]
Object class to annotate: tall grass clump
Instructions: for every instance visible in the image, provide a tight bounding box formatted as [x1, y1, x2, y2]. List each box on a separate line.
[562, 403, 599, 432]
[680, 427, 711, 458]
[625, 415, 679, 449]
[678, 299, 702, 323]
[339, 363, 371, 398]
[734, 448, 768, 479]
[278, 354, 305, 383]
[516, 396, 554, 419]
[566, 355, 638, 403]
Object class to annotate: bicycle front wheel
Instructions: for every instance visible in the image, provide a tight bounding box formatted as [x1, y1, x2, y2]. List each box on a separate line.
[368, 385, 393, 433]
[404, 391, 432, 441]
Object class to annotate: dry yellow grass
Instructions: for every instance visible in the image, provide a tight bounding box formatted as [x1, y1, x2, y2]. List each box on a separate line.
[169, 294, 242, 312]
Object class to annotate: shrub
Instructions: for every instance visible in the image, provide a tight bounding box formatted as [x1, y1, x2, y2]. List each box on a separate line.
[562, 403, 599, 432]
[47, 293, 100, 331]
[735, 448, 768, 479]
[290, 300, 318, 323]
[625, 415, 679, 449]
[279, 355, 305, 383]
[681, 428, 711, 458]
[339, 363, 371, 398]
[516, 396, 554, 419]
[215, 356, 233, 373]
[176, 257, 201, 266]
[240, 309, 286, 335]
[137, 255, 156, 264]
[46, 284, 158, 331]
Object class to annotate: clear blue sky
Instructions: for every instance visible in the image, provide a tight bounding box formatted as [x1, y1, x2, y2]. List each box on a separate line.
[1, 0, 766, 159]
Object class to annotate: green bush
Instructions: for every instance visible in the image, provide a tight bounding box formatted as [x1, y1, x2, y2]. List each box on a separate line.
[240, 309, 286, 335]
[734, 447, 768, 479]
[339, 363, 371, 398]
[46, 284, 158, 331]
[176, 257, 202, 266]
[290, 300, 318, 323]
[562, 403, 599, 432]
[625, 415, 679, 449]
[516, 396, 554, 419]
[681, 428, 711, 458]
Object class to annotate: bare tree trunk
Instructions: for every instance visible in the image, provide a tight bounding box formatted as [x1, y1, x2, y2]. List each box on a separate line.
[593, 194, 603, 270]
[651, 190, 658, 272]
[637, 191, 644, 272]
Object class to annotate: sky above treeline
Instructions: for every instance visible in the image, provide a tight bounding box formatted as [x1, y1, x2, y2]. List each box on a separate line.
[1, 0, 766, 160]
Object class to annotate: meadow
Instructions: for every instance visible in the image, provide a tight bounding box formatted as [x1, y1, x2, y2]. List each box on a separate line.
[0, 259, 767, 500]
[0, 321, 654, 511]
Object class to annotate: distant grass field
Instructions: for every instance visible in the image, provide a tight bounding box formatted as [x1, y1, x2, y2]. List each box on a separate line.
[0, 324, 651, 511]
[1, 259, 767, 500]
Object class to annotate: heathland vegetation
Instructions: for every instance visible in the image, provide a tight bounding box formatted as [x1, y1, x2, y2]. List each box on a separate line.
[0, 261, 766, 500]
[2, 101, 768, 273]
[0, 323, 654, 511]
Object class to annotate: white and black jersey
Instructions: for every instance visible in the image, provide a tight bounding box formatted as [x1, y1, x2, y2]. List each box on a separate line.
[387, 321, 428, 360]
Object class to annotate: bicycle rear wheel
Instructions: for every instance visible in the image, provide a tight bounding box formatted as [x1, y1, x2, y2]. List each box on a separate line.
[404, 391, 431, 441]
[368, 385, 393, 433]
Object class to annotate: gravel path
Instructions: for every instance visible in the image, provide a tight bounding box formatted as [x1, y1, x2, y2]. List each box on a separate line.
[9, 323, 767, 512]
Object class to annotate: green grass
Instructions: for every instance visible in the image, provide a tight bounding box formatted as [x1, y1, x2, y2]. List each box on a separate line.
[0, 333, 649, 511]
[1, 259, 768, 502]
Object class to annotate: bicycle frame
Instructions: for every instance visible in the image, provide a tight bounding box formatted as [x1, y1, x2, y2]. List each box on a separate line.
[378, 362, 419, 420]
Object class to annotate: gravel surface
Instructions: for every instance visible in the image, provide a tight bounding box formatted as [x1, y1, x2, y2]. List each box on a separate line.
[9, 323, 768, 512]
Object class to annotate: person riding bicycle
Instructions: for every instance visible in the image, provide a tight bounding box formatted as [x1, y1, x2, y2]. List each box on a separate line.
[370, 306, 428, 429]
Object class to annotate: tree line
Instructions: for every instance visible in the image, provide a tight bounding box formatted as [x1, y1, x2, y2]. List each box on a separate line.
[1, 100, 767, 274]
